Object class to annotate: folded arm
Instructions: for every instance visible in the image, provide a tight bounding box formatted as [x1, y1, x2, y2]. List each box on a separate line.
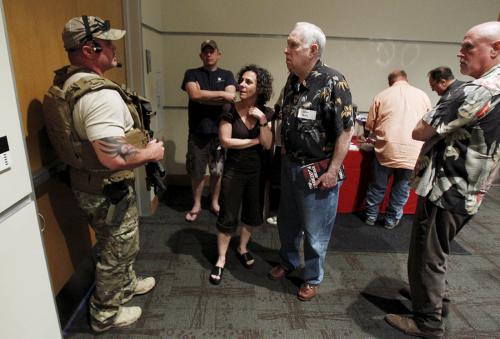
[258, 122, 273, 150]
[249, 106, 272, 150]
[219, 120, 259, 149]
[412, 119, 437, 141]
[185, 82, 236, 105]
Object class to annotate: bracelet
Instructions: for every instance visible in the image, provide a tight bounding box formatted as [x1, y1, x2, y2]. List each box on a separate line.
[259, 121, 268, 127]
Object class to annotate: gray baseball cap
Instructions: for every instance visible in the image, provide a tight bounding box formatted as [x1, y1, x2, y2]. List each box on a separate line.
[62, 15, 126, 50]
[201, 39, 218, 51]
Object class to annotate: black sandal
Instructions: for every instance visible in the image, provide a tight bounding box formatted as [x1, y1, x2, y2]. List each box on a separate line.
[237, 251, 255, 269]
[209, 265, 224, 285]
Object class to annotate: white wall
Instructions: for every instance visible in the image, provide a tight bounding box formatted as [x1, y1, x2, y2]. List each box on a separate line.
[0, 2, 61, 337]
[141, 0, 499, 176]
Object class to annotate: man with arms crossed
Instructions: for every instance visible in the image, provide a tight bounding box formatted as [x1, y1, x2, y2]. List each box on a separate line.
[386, 22, 500, 338]
[182, 40, 237, 221]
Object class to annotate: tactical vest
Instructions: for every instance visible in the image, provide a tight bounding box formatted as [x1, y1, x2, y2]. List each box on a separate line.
[42, 66, 149, 194]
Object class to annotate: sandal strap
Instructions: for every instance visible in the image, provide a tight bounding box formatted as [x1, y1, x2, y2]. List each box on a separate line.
[210, 265, 224, 277]
[241, 252, 254, 264]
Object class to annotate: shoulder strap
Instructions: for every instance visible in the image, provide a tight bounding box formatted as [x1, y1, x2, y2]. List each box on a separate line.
[65, 76, 128, 111]
[65, 76, 144, 129]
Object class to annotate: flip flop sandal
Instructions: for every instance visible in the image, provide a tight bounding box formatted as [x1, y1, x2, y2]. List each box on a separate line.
[209, 265, 224, 285]
[237, 251, 255, 269]
[185, 210, 201, 222]
[209, 207, 220, 217]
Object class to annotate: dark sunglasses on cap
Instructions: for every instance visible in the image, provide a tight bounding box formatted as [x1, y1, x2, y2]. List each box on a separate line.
[79, 16, 110, 44]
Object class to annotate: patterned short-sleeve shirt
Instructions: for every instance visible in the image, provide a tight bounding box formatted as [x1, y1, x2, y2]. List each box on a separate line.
[281, 60, 354, 164]
[412, 65, 500, 215]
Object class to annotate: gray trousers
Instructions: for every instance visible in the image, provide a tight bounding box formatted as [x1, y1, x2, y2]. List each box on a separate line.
[408, 196, 471, 335]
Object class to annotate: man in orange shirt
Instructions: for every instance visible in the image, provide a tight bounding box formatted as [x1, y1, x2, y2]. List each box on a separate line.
[364, 70, 431, 229]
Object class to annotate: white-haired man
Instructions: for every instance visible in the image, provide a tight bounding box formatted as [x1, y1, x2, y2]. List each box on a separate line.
[268, 22, 354, 301]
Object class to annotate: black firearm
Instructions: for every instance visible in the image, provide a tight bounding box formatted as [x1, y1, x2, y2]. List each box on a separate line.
[130, 92, 167, 195]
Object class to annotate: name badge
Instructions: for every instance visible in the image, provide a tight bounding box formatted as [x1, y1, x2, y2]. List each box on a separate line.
[297, 108, 317, 120]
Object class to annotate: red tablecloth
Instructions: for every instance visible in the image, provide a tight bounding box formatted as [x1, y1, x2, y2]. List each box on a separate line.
[338, 146, 417, 214]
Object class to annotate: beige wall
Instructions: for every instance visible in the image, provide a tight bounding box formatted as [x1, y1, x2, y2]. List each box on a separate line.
[140, 0, 499, 176]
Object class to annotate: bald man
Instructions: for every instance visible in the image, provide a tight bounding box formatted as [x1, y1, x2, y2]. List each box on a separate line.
[386, 22, 500, 338]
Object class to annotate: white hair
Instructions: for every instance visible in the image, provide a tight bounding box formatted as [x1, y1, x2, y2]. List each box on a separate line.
[293, 22, 326, 58]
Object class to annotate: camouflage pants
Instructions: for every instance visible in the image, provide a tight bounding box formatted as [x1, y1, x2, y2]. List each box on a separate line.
[74, 184, 139, 327]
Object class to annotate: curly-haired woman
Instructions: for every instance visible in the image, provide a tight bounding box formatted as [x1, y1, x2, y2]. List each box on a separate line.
[209, 64, 274, 285]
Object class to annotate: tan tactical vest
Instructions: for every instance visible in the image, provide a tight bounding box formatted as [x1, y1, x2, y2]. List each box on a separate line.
[43, 66, 148, 194]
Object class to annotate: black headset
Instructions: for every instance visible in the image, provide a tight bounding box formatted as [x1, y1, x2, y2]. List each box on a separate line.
[91, 41, 102, 53]
[81, 15, 109, 53]
[92, 42, 102, 53]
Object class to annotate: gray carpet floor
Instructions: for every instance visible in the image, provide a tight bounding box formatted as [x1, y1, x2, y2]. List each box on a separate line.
[65, 185, 500, 338]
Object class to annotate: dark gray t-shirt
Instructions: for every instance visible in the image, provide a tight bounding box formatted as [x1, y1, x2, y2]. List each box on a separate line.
[181, 67, 237, 136]
[220, 104, 274, 173]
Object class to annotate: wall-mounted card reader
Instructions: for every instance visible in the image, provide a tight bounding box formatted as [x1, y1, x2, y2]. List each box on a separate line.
[0, 135, 12, 172]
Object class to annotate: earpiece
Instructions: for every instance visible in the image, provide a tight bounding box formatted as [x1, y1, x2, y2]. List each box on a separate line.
[81, 15, 102, 53]
[92, 41, 102, 53]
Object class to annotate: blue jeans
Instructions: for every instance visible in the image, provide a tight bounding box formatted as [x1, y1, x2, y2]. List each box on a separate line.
[365, 156, 412, 224]
[277, 157, 341, 285]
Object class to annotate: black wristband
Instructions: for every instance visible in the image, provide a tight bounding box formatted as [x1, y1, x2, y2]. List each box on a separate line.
[259, 121, 268, 127]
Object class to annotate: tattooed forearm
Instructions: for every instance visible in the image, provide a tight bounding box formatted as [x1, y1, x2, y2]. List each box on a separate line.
[96, 137, 139, 161]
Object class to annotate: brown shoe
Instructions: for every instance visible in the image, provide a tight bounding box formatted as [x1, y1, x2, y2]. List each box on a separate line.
[297, 283, 319, 301]
[268, 265, 289, 280]
[385, 314, 443, 339]
[399, 287, 450, 317]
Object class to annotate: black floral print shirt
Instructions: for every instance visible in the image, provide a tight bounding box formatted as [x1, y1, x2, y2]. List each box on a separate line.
[281, 60, 353, 164]
[412, 65, 500, 215]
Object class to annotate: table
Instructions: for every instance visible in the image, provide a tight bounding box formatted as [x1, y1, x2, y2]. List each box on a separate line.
[338, 144, 418, 214]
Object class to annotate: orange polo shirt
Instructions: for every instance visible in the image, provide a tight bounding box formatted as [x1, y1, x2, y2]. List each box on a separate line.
[366, 80, 432, 169]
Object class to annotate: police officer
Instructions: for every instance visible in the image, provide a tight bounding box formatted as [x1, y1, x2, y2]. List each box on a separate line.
[46, 16, 164, 332]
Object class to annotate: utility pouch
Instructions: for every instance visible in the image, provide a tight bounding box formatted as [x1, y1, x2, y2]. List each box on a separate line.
[103, 181, 131, 225]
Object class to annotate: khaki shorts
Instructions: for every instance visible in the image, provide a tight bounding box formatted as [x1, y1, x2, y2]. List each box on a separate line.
[186, 134, 224, 180]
